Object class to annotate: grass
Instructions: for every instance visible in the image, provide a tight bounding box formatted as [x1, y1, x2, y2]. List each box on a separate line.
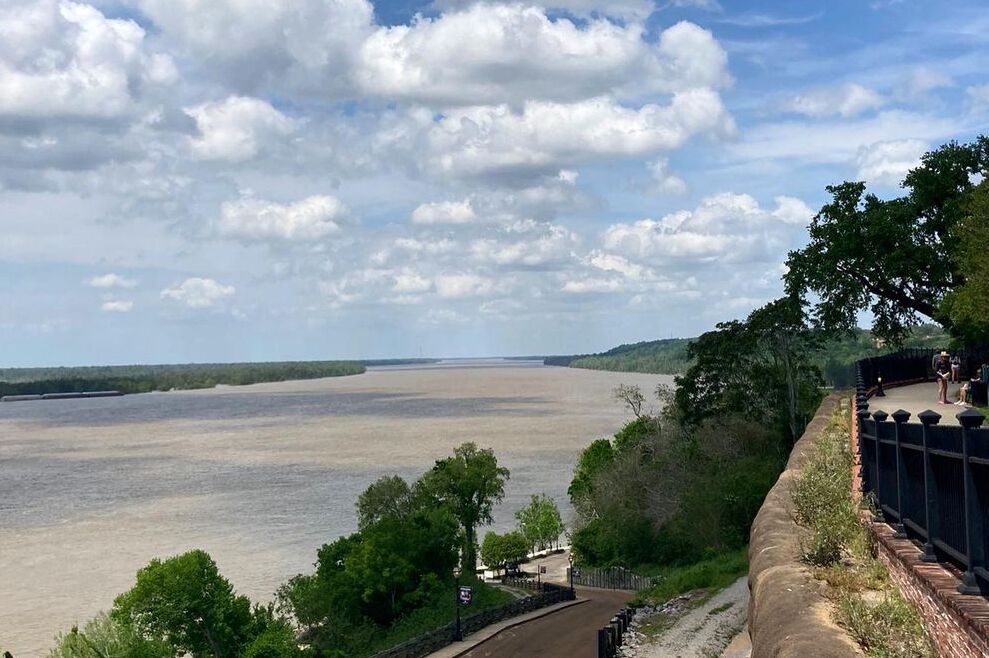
[791, 403, 936, 658]
[632, 547, 748, 607]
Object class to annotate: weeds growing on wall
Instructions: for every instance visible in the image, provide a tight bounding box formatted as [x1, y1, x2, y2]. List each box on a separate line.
[792, 404, 936, 658]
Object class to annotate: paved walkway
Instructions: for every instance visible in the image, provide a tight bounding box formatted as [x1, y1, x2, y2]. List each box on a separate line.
[868, 381, 968, 425]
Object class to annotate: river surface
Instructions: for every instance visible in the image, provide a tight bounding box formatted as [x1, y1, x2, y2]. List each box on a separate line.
[0, 361, 669, 656]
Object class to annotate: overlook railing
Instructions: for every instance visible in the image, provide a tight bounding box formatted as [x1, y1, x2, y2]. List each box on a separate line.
[855, 353, 989, 595]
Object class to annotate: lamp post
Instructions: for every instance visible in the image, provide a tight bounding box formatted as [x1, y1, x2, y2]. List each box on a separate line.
[569, 553, 575, 597]
[876, 375, 886, 397]
[454, 569, 462, 641]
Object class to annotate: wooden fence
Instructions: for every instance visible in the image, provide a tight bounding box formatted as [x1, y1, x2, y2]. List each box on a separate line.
[368, 582, 575, 658]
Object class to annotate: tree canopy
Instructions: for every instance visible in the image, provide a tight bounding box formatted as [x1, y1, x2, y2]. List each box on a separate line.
[514, 494, 565, 551]
[941, 179, 989, 344]
[785, 136, 989, 343]
[417, 442, 510, 576]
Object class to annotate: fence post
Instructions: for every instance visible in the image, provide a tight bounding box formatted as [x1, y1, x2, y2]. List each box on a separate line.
[891, 409, 911, 538]
[597, 628, 610, 658]
[918, 409, 941, 563]
[856, 409, 872, 493]
[873, 410, 889, 514]
[957, 408, 987, 595]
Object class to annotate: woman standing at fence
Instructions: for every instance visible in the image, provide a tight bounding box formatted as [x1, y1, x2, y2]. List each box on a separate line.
[936, 352, 952, 404]
[951, 353, 962, 382]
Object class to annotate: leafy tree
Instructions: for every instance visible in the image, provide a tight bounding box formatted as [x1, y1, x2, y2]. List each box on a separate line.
[675, 297, 822, 443]
[356, 476, 411, 531]
[567, 439, 615, 518]
[112, 550, 253, 658]
[480, 533, 506, 573]
[514, 494, 565, 551]
[785, 136, 989, 343]
[48, 613, 172, 658]
[417, 443, 510, 576]
[941, 179, 989, 344]
[500, 531, 530, 569]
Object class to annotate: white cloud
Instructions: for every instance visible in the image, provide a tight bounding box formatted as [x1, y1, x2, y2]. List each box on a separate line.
[0, 0, 175, 120]
[133, 0, 373, 95]
[87, 273, 138, 289]
[435, 274, 494, 298]
[783, 83, 884, 118]
[967, 84, 989, 108]
[393, 271, 433, 293]
[421, 92, 734, 178]
[410, 199, 476, 224]
[771, 196, 815, 225]
[186, 96, 297, 162]
[602, 193, 807, 263]
[356, 10, 729, 105]
[901, 67, 953, 99]
[433, 0, 658, 20]
[218, 195, 347, 241]
[643, 158, 688, 195]
[586, 251, 646, 279]
[855, 139, 928, 185]
[469, 222, 577, 267]
[161, 278, 236, 307]
[562, 277, 622, 293]
[101, 300, 134, 312]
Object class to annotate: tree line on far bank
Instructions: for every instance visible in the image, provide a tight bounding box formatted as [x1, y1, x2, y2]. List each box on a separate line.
[34, 442, 564, 658]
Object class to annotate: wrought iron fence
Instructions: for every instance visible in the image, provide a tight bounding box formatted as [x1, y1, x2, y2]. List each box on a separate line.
[568, 565, 654, 591]
[856, 357, 989, 595]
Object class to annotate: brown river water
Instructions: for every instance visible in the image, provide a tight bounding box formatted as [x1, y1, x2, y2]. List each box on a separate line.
[0, 361, 668, 656]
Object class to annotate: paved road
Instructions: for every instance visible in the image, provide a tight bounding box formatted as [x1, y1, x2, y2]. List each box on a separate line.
[460, 587, 632, 658]
[869, 381, 966, 425]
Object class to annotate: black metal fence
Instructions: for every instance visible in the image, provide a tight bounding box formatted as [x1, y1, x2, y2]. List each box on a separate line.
[858, 347, 989, 393]
[568, 565, 654, 591]
[856, 357, 989, 595]
[368, 582, 575, 658]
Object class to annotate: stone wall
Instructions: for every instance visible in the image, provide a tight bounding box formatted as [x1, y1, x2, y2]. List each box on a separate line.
[747, 394, 863, 658]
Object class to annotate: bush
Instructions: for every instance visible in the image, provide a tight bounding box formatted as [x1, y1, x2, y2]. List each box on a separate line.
[836, 592, 936, 658]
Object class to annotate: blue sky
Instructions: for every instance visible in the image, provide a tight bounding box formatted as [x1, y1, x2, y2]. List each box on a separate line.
[1, 0, 987, 366]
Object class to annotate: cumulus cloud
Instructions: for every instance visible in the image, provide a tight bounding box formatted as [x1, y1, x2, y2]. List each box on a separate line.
[101, 300, 134, 312]
[469, 222, 578, 267]
[218, 195, 347, 241]
[602, 193, 809, 263]
[133, 0, 373, 95]
[855, 139, 928, 185]
[87, 273, 138, 288]
[432, 0, 658, 20]
[186, 96, 297, 162]
[356, 9, 728, 105]
[783, 83, 884, 118]
[0, 0, 175, 120]
[161, 278, 236, 307]
[420, 91, 734, 179]
[435, 274, 494, 298]
[639, 158, 688, 195]
[411, 199, 476, 224]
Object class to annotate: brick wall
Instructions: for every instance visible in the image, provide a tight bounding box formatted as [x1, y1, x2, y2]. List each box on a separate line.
[870, 521, 989, 658]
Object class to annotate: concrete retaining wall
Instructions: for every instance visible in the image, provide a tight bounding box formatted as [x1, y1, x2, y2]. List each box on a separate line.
[747, 394, 863, 658]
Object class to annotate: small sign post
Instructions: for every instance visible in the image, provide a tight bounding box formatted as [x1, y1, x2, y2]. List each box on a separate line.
[459, 586, 472, 605]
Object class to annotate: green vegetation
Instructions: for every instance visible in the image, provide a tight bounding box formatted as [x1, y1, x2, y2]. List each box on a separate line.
[553, 338, 692, 374]
[514, 494, 565, 552]
[786, 135, 989, 345]
[0, 361, 365, 396]
[633, 548, 748, 607]
[792, 407, 935, 658]
[480, 531, 529, 575]
[569, 297, 823, 574]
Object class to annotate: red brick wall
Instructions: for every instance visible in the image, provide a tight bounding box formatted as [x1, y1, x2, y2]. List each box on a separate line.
[870, 503, 989, 658]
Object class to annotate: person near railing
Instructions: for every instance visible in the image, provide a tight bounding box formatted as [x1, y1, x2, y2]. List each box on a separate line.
[951, 353, 962, 382]
[935, 352, 952, 404]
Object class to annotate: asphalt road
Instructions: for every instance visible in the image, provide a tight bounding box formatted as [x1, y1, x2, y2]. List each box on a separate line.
[460, 587, 633, 658]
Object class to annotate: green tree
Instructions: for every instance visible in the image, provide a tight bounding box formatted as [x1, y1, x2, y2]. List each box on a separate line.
[500, 531, 529, 568]
[675, 297, 822, 443]
[785, 136, 989, 343]
[480, 533, 506, 574]
[515, 494, 565, 551]
[49, 613, 172, 658]
[417, 443, 510, 577]
[567, 439, 615, 518]
[112, 550, 253, 658]
[356, 476, 412, 530]
[941, 179, 989, 343]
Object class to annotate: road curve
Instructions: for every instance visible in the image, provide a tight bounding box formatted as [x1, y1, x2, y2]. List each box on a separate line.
[460, 587, 632, 658]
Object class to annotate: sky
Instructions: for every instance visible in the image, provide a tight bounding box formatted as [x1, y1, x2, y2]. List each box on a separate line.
[1, 0, 988, 366]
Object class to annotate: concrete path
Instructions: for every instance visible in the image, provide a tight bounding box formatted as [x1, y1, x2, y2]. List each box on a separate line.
[868, 381, 969, 425]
